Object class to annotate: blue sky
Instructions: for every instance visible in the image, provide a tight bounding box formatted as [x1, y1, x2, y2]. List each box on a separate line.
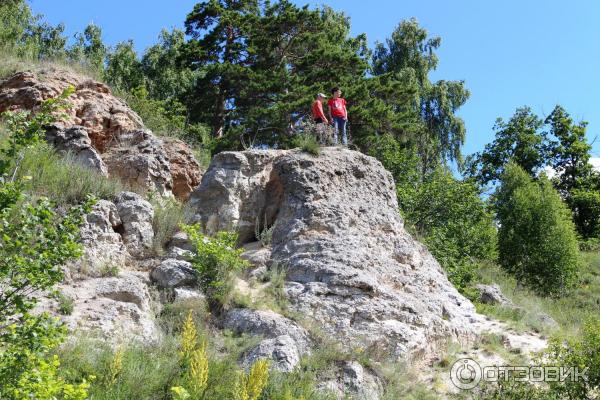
[28, 0, 600, 159]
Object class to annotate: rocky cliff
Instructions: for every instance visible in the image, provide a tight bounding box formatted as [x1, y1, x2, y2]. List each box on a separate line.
[190, 148, 481, 361]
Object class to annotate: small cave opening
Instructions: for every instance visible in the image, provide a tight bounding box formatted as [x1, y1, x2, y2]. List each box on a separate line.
[244, 169, 285, 246]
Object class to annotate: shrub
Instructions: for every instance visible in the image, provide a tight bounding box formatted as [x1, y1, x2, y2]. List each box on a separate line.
[0, 89, 92, 399]
[496, 162, 581, 296]
[182, 225, 250, 308]
[544, 317, 600, 398]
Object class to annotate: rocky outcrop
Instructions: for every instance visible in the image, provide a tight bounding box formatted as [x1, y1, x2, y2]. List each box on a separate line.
[192, 148, 482, 361]
[189, 150, 285, 243]
[151, 259, 197, 288]
[114, 192, 154, 258]
[76, 199, 129, 277]
[0, 70, 143, 150]
[45, 125, 108, 176]
[162, 137, 203, 200]
[0, 69, 202, 199]
[103, 130, 173, 197]
[44, 272, 159, 344]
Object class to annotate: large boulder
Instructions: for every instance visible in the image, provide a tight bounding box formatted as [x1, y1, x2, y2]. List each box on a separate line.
[223, 308, 311, 372]
[162, 137, 203, 200]
[193, 148, 482, 360]
[103, 130, 173, 197]
[151, 259, 197, 288]
[76, 199, 129, 277]
[114, 191, 155, 258]
[50, 272, 159, 344]
[45, 125, 108, 176]
[189, 150, 286, 243]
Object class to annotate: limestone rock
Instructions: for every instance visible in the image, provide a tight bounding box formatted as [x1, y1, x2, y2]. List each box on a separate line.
[0, 69, 143, 151]
[223, 308, 311, 354]
[189, 150, 287, 243]
[76, 199, 129, 277]
[168, 231, 194, 252]
[475, 284, 512, 306]
[243, 335, 301, 372]
[319, 361, 382, 400]
[104, 131, 173, 197]
[165, 247, 193, 261]
[194, 148, 482, 360]
[115, 191, 154, 257]
[0, 69, 202, 198]
[162, 137, 203, 200]
[173, 287, 205, 302]
[241, 242, 272, 269]
[47, 272, 159, 344]
[151, 259, 197, 288]
[45, 125, 108, 176]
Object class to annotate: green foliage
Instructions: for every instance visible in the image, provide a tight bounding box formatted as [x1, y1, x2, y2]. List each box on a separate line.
[292, 133, 321, 155]
[0, 89, 91, 399]
[151, 197, 193, 255]
[544, 317, 600, 398]
[15, 142, 125, 205]
[182, 225, 250, 308]
[465, 106, 546, 186]
[496, 162, 581, 296]
[67, 23, 107, 73]
[104, 40, 144, 92]
[55, 292, 75, 315]
[372, 18, 469, 169]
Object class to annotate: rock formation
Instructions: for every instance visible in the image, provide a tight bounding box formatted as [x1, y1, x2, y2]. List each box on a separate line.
[0, 69, 202, 199]
[191, 147, 482, 360]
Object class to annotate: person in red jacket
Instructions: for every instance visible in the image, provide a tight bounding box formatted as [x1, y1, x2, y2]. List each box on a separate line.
[311, 93, 329, 143]
[327, 87, 348, 145]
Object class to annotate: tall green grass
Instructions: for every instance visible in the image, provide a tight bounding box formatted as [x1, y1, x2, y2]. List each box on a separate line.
[15, 143, 125, 205]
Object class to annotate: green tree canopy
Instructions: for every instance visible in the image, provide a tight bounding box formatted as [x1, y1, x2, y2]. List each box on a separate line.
[495, 162, 581, 296]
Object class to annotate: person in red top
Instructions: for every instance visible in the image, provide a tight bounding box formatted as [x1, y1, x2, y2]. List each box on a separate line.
[311, 93, 329, 144]
[311, 93, 328, 124]
[327, 87, 348, 145]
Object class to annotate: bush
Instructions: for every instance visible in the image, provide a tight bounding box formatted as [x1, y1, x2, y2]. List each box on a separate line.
[544, 317, 600, 398]
[182, 225, 250, 308]
[495, 162, 581, 296]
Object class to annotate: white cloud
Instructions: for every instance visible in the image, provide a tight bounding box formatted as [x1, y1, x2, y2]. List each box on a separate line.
[542, 158, 599, 178]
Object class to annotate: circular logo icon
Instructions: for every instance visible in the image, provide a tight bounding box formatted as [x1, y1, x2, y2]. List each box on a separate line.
[450, 358, 482, 390]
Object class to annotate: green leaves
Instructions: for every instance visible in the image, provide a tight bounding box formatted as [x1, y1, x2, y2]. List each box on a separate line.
[496, 162, 581, 296]
[182, 225, 249, 308]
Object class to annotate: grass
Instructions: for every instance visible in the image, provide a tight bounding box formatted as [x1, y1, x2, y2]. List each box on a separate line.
[474, 251, 600, 339]
[15, 143, 125, 206]
[54, 291, 74, 315]
[0, 48, 103, 82]
[150, 197, 194, 256]
[57, 301, 340, 400]
[292, 133, 321, 156]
